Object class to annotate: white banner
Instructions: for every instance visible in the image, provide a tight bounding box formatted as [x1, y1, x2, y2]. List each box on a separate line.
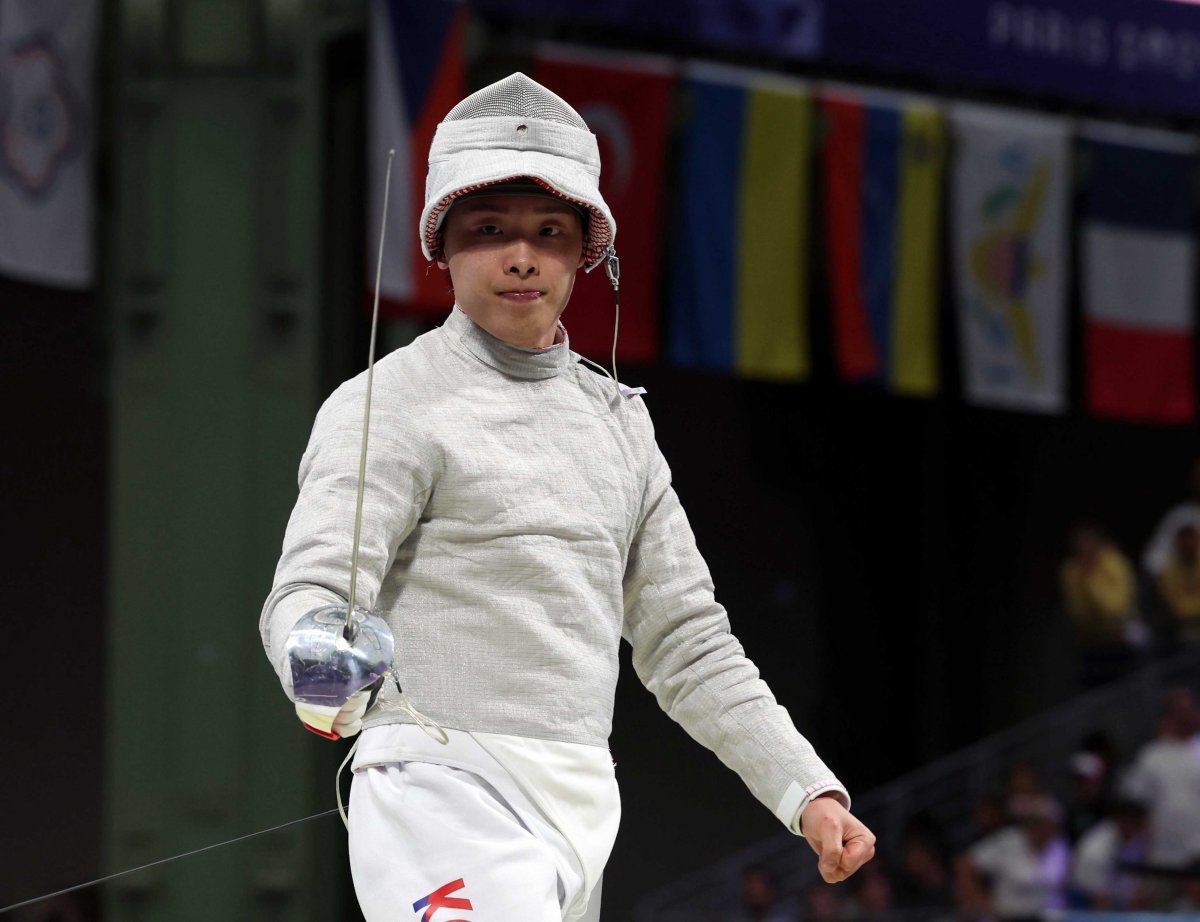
[0, 0, 99, 289]
[951, 104, 1071, 414]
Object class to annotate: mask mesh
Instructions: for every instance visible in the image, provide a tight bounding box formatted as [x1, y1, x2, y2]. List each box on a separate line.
[441, 72, 588, 129]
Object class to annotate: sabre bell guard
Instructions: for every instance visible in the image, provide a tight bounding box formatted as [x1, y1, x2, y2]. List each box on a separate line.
[286, 603, 394, 711]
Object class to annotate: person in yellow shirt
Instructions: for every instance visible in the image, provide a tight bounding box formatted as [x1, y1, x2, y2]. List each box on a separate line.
[1061, 523, 1142, 685]
[1061, 524, 1137, 639]
[1157, 524, 1200, 645]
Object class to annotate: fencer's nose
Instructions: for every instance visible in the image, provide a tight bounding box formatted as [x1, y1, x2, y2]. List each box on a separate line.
[507, 241, 538, 278]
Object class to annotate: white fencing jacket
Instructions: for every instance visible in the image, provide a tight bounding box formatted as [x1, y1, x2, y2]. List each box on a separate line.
[260, 306, 847, 885]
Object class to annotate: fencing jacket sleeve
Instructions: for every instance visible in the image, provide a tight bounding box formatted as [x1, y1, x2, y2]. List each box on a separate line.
[622, 440, 848, 831]
[258, 372, 439, 681]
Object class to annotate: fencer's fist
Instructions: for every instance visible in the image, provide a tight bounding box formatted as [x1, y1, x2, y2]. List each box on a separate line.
[801, 794, 876, 883]
[282, 603, 393, 740]
[294, 688, 372, 740]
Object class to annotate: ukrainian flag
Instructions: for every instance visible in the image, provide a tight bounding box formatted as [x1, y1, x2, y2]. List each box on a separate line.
[667, 66, 812, 380]
[820, 89, 945, 395]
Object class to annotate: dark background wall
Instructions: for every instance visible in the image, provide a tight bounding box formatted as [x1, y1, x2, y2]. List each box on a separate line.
[1, 276, 107, 908]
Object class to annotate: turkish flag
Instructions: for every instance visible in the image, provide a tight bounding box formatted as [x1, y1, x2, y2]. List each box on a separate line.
[534, 49, 676, 365]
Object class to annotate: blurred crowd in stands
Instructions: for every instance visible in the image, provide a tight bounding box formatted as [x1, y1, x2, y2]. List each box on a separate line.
[1061, 459, 1200, 685]
[734, 462, 1200, 922]
[738, 688, 1200, 921]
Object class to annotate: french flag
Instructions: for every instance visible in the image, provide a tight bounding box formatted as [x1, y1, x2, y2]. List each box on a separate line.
[1082, 126, 1197, 425]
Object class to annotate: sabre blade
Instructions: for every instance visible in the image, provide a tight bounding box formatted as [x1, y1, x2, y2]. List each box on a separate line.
[346, 148, 396, 639]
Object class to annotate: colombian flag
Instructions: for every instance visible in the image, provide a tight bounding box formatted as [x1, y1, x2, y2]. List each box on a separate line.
[820, 89, 945, 395]
[369, 0, 467, 316]
[667, 65, 812, 380]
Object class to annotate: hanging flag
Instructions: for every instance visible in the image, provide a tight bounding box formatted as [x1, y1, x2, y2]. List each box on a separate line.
[820, 87, 946, 395]
[368, 0, 467, 316]
[668, 64, 812, 380]
[951, 104, 1071, 414]
[533, 47, 674, 364]
[1080, 124, 1197, 425]
[0, 0, 100, 289]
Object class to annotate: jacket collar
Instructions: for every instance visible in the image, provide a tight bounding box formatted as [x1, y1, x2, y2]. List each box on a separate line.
[443, 305, 571, 380]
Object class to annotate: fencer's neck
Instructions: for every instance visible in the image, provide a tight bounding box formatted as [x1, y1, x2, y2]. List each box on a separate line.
[443, 306, 571, 380]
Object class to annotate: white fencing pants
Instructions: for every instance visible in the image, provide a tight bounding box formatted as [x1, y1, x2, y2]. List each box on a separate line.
[348, 761, 601, 921]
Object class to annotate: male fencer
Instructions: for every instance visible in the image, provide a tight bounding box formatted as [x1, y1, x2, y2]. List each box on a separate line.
[261, 72, 875, 922]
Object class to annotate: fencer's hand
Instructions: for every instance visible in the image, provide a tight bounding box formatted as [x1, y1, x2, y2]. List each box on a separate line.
[332, 688, 371, 737]
[801, 794, 877, 883]
[294, 688, 371, 740]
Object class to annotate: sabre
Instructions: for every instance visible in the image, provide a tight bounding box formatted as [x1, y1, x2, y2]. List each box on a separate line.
[282, 150, 398, 740]
[0, 807, 347, 915]
[345, 149, 393, 640]
[283, 149, 447, 751]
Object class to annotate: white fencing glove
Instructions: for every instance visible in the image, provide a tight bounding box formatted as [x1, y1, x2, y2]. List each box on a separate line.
[282, 603, 395, 740]
[293, 684, 376, 740]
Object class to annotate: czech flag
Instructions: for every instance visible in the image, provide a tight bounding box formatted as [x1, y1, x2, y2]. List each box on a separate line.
[369, 0, 466, 316]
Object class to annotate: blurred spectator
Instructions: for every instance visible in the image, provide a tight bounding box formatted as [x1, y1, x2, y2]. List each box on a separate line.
[1067, 798, 1148, 911]
[1006, 765, 1045, 800]
[737, 865, 795, 922]
[1157, 524, 1200, 645]
[803, 879, 845, 922]
[1121, 687, 1200, 870]
[1061, 523, 1138, 634]
[845, 861, 893, 920]
[1143, 458, 1200, 577]
[1079, 728, 1118, 777]
[1064, 750, 1111, 844]
[1060, 523, 1145, 684]
[956, 794, 1070, 921]
[1170, 857, 1200, 911]
[893, 815, 953, 912]
[952, 794, 1008, 852]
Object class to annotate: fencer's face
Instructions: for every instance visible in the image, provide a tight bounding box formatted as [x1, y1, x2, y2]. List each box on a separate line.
[438, 194, 585, 349]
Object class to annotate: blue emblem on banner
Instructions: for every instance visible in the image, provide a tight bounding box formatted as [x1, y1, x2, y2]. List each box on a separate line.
[0, 34, 79, 198]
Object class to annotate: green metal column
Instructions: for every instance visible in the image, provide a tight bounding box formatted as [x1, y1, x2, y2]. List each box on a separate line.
[105, 2, 363, 919]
